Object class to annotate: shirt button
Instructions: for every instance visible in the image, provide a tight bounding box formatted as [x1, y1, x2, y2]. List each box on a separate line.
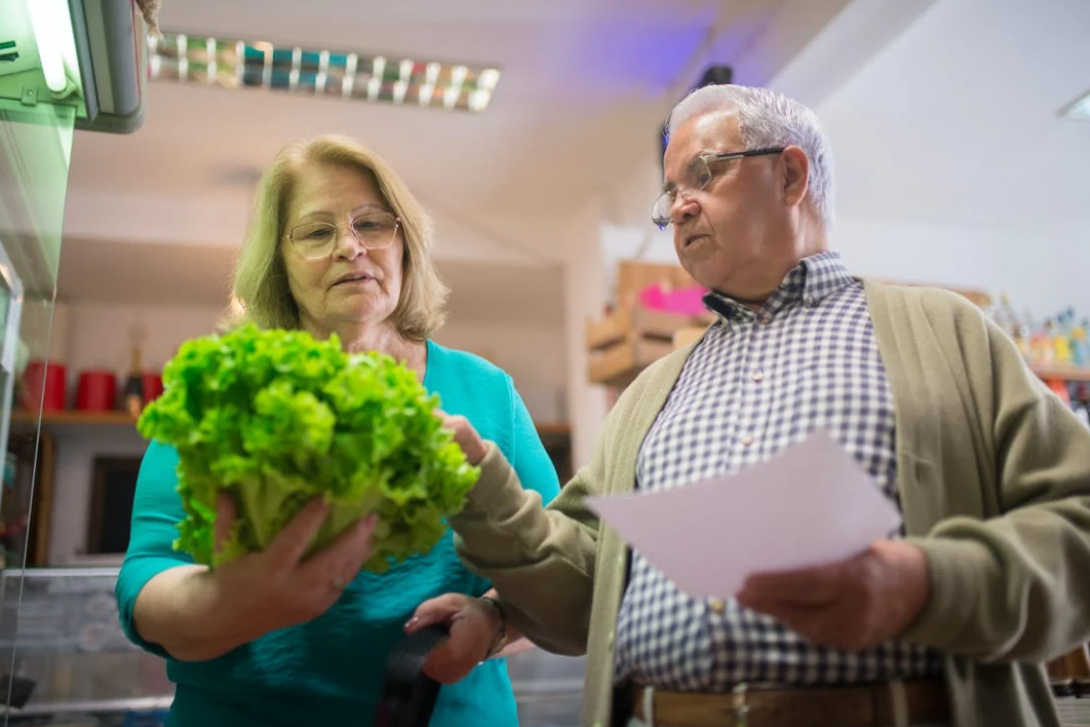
[741, 435, 754, 447]
[607, 631, 615, 649]
[805, 296, 816, 307]
[752, 370, 764, 383]
[708, 598, 726, 615]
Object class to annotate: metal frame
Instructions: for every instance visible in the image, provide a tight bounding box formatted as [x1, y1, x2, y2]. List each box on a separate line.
[0, 236, 25, 518]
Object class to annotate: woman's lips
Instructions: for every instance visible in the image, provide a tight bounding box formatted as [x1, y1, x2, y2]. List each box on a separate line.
[333, 274, 374, 287]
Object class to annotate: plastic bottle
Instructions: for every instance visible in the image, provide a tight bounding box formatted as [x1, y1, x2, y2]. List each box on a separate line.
[1071, 319, 1087, 368]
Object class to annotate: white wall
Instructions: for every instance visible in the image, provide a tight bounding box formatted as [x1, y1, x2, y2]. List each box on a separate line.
[832, 218, 1090, 318]
[48, 426, 149, 566]
[561, 203, 612, 469]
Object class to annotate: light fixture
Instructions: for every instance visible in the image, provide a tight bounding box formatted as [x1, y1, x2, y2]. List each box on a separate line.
[26, 0, 77, 94]
[1059, 89, 1090, 122]
[148, 32, 502, 113]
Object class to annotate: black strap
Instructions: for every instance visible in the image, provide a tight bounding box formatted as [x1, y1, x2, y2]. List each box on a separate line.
[373, 624, 450, 727]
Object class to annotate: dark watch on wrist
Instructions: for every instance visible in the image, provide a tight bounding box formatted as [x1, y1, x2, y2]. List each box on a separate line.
[480, 596, 507, 659]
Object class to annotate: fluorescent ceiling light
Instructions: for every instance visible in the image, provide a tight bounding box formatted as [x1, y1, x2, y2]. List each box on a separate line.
[148, 32, 502, 113]
[1059, 89, 1090, 121]
[26, 0, 78, 94]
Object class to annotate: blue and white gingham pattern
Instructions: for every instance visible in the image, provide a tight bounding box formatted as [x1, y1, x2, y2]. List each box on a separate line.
[613, 251, 941, 691]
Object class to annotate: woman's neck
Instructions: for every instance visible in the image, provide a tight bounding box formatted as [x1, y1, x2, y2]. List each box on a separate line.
[307, 319, 427, 378]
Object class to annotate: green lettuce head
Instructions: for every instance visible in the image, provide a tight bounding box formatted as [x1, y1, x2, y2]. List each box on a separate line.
[137, 324, 480, 573]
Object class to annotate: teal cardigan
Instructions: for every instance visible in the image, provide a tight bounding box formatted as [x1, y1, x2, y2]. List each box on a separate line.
[116, 340, 561, 727]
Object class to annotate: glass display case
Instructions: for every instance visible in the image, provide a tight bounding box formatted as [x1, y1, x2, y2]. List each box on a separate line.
[0, 568, 172, 724]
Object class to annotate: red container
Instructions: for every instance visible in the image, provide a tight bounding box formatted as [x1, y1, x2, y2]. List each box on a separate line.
[76, 370, 118, 412]
[142, 372, 164, 404]
[21, 360, 67, 411]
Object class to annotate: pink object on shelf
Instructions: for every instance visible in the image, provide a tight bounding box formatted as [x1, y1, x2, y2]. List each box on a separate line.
[638, 283, 708, 316]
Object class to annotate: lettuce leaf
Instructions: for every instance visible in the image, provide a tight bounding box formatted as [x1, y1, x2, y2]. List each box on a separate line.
[137, 325, 479, 573]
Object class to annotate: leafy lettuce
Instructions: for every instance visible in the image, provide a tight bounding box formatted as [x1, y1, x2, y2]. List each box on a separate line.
[136, 324, 480, 573]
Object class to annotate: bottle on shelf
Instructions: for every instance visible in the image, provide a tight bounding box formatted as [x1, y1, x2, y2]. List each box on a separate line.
[1055, 321, 1075, 365]
[121, 318, 147, 417]
[1031, 318, 1056, 366]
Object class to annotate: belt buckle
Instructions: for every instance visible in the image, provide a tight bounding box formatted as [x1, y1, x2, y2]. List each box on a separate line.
[732, 683, 748, 727]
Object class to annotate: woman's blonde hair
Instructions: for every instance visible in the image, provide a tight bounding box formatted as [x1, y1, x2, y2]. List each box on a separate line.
[225, 135, 448, 341]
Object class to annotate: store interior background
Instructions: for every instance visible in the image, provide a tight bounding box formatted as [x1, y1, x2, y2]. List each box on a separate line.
[4, 0, 1090, 721]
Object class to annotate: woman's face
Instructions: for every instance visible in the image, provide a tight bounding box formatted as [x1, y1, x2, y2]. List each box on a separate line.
[280, 162, 404, 338]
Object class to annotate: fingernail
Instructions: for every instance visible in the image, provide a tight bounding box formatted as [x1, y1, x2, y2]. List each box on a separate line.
[404, 617, 418, 631]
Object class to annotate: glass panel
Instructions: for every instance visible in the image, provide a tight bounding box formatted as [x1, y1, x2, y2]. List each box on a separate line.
[0, 4, 77, 714]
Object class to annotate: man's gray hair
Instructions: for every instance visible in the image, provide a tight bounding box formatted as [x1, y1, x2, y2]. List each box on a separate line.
[665, 84, 835, 228]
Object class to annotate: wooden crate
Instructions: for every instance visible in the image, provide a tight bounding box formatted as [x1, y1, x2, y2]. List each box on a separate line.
[586, 305, 712, 350]
[586, 304, 713, 387]
[588, 335, 677, 388]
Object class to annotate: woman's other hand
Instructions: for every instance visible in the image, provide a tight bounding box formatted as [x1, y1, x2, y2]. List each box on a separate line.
[404, 594, 503, 684]
[209, 493, 378, 636]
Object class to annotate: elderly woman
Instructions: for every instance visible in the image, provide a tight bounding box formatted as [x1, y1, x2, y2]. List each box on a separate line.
[116, 135, 561, 727]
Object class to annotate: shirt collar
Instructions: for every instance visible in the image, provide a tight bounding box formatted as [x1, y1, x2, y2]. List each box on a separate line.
[702, 251, 854, 325]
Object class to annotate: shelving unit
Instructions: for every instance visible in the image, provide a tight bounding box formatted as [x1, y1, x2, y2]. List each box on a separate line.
[1034, 365, 1090, 382]
[11, 410, 137, 427]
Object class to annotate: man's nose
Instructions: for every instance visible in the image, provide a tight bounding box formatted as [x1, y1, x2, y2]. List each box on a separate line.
[671, 191, 700, 225]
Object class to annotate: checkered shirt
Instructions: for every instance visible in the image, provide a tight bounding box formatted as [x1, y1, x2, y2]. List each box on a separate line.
[613, 251, 941, 691]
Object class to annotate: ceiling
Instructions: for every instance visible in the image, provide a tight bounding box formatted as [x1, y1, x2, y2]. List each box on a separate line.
[63, 0, 757, 259]
[815, 0, 1090, 233]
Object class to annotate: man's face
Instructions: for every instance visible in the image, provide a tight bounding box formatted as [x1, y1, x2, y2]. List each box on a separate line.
[662, 110, 785, 297]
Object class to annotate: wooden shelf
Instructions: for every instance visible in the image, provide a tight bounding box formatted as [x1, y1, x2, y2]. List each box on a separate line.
[1033, 365, 1090, 382]
[10, 410, 138, 426]
[534, 422, 571, 436]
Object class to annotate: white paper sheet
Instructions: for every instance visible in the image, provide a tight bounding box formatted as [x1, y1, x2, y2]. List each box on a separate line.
[585, 430, 902, 599]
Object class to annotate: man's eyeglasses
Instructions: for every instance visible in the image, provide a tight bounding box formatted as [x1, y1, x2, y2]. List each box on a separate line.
[651, 147, 785, 230]
[286, 211, 401, 260]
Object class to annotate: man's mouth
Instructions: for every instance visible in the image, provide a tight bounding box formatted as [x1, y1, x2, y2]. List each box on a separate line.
[684, 233, 710, 249]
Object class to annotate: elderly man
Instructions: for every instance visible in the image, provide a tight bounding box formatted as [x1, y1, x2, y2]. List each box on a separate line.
[431, 84, 1090, 727]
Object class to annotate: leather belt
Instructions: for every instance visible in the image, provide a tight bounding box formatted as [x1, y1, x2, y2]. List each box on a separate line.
[632, 679, 949, 727]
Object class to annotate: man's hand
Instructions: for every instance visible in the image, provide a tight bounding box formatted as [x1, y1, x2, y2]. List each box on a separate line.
[436, 409, 487, 466]
[735, 539, 930, 651]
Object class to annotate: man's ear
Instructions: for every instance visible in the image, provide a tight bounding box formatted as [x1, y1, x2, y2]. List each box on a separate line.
[781, 146, 810, 209]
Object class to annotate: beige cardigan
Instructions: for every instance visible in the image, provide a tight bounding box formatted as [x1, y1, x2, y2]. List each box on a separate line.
[450, 281, 1090, 727]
